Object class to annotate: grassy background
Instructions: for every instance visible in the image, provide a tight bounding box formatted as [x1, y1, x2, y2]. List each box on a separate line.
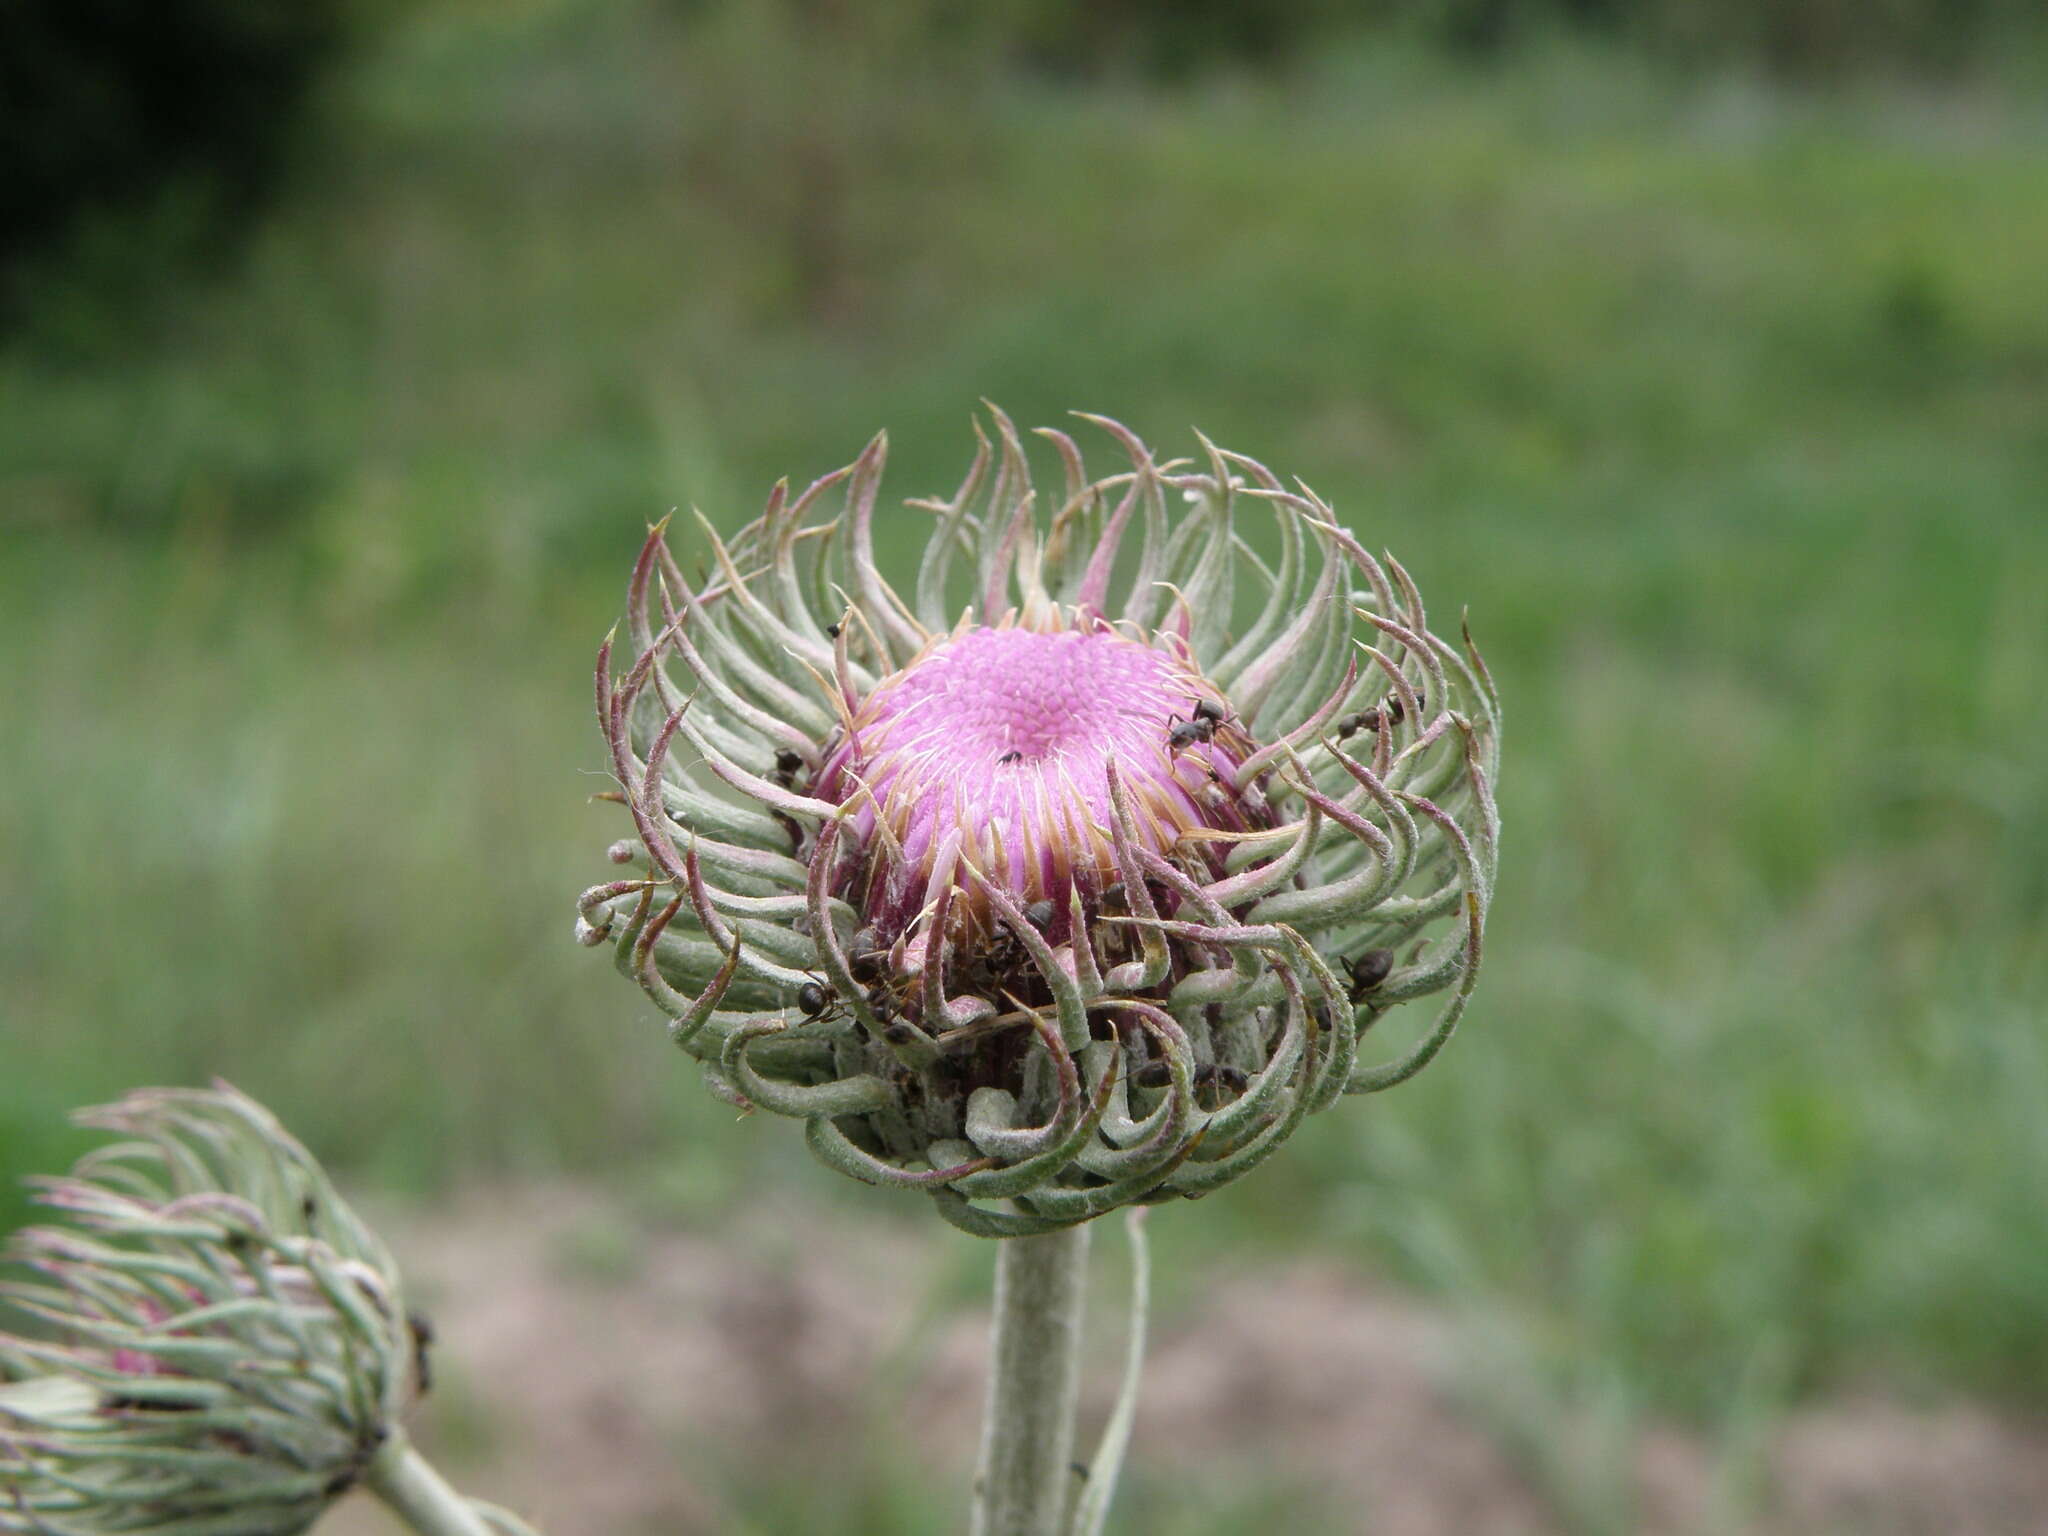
[4, 0, 2046, 1525]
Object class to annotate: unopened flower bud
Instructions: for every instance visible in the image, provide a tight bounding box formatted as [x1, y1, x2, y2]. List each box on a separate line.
[0, 1084, 423, 1534]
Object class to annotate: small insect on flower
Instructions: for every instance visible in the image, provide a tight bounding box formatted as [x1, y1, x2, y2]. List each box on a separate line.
[1165, 698, 1229, 753]
[847, 929, 890, 984]
[578, 409, 1501, 1237]
[1345, 947, 1397, 998]
[1336, 689, 1426, 741]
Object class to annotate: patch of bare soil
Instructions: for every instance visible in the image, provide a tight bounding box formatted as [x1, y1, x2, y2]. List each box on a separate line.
[320, 1185, 2048, 1535]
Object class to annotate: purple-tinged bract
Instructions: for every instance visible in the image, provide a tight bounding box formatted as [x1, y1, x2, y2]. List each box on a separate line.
[578, 411, 1501, 1236]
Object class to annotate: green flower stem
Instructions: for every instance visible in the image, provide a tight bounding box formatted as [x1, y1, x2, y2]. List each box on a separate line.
[1070, 1209, 1151, 1536]
[971, 1225, 1092, 1536]
[364, 1431, 499, 1536]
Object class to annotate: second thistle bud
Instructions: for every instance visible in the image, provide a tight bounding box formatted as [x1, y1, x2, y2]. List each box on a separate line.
[0, 1085, 425, 1535]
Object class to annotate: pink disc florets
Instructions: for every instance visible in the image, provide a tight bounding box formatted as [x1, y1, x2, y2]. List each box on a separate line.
[816, 618, 1256, 943]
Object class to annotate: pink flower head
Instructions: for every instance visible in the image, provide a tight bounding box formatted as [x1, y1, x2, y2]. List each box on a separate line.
[580, 411, 1501, 1236]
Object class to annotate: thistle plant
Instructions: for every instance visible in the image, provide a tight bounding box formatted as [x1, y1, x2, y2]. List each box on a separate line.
[0, 1086, 531, 1536]
[578, 410, 1501, 1532]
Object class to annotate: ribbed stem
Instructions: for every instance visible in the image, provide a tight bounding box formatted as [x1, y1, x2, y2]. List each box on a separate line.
[970, 1225, 1092, 1536]
[363, 1431, 498, 1536]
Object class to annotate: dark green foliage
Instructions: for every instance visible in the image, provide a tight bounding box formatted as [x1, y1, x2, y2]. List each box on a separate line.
[1009, 0, 1353, 78]
[994, 0, 2045, 77]
[0, 0, 350, 329]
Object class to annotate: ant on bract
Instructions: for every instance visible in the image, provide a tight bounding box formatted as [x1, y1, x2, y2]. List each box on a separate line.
[792, 976, 848, 1026]
[846, 927, 890, 985]
[1344, 948, 1396, 1000]
[1336, 688, 1426, 742]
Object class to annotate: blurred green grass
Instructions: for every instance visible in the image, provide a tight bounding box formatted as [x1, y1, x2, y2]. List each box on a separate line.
[4, 0, 2046, 1456]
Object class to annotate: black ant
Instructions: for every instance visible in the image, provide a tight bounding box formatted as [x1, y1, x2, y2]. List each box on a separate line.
[1024, 899, 1056, 930]
[772, 809, 803, 852]
[1336, 689, 1426, 741]
[847, 928, 889, 984]
[997, 749, 1026, 765]
[1199, 1063, 1250, 1105]
[796, 975, 861, 1027]
[1129, 1060, 1173, 1090]
[825, 622, 841, 639]
[1344, 948, 1395, 999]
[802, 976, 905, 1038]
[861, 985, 921, 1047]
[1166, 698, 1229, 751]
[408, 1310, 437, 1396]
[1131, 1060, 1248, 1096]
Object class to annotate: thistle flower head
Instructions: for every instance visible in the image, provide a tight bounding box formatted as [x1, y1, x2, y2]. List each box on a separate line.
[579, 411, 1501, 1237]
[0, 1085, 420, 1534]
